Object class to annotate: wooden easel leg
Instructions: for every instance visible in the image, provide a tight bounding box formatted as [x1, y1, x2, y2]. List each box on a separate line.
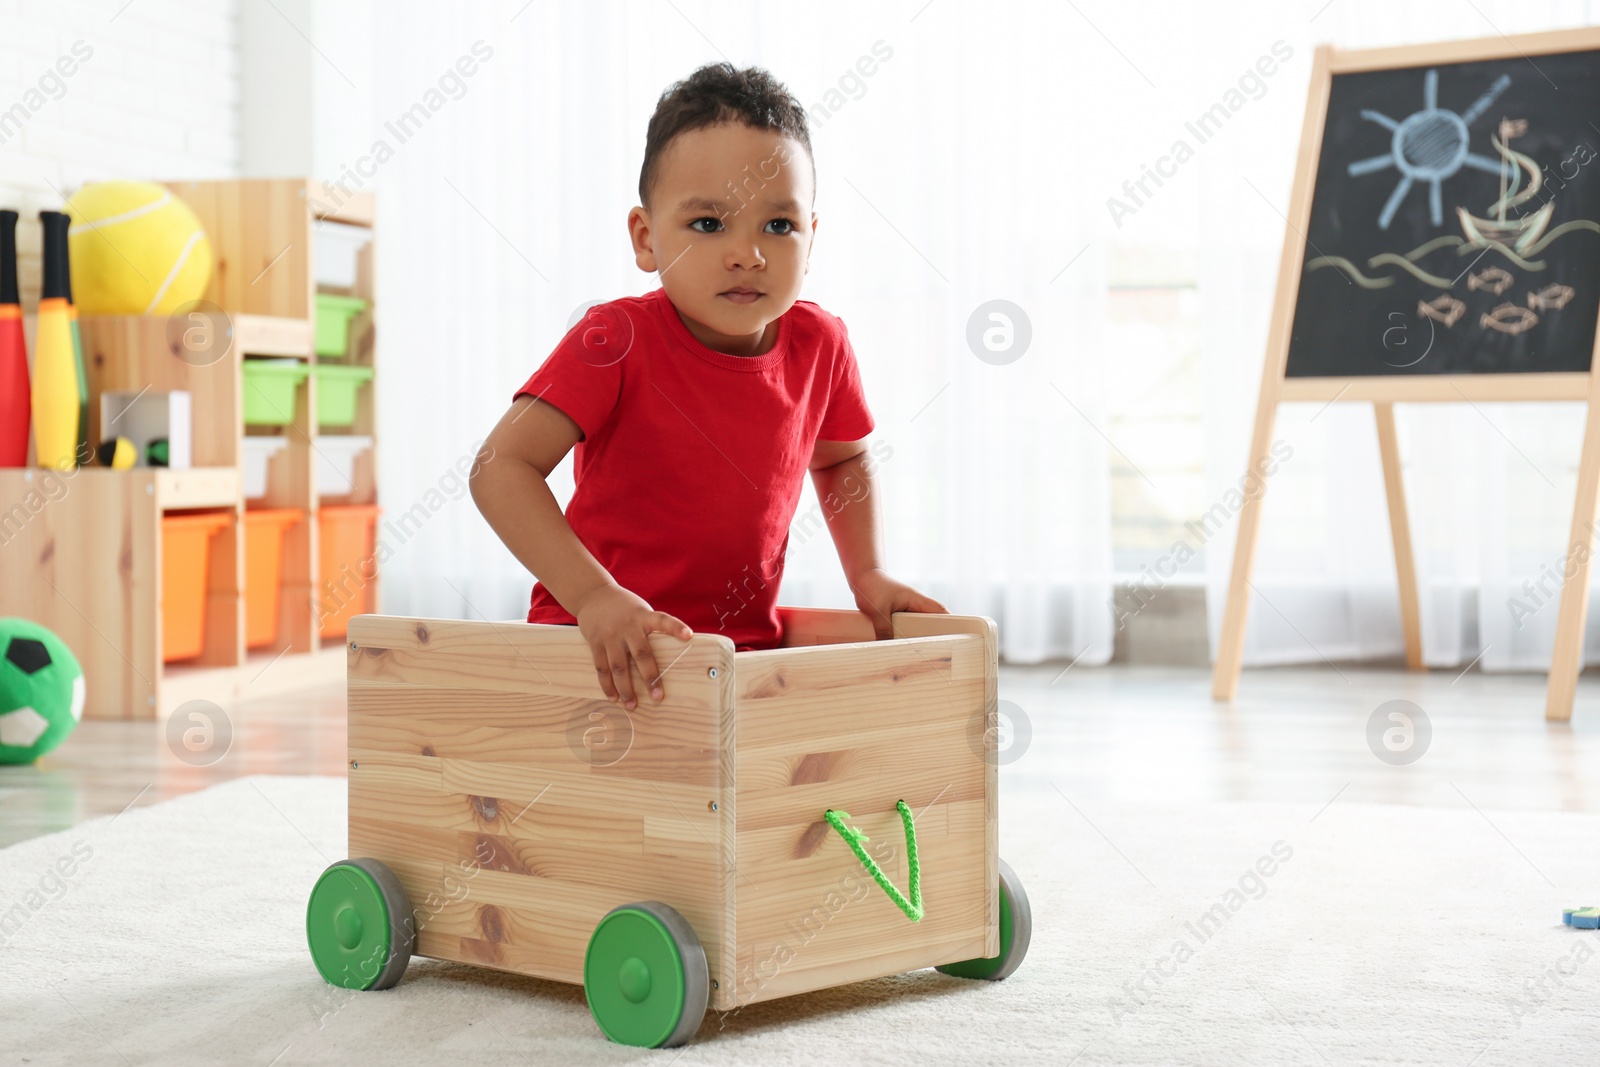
[1211, 47, 1333, 702]
[1546, 392, 1600, 722]
[1374, 402, 1424, 670]
[1211, 398, 1281, 701]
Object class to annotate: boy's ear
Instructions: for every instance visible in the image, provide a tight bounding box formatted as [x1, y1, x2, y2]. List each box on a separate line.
[627, 206, 657, 272]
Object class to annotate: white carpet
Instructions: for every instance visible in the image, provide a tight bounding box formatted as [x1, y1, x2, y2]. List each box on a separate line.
[2, 775, 1598, 1066]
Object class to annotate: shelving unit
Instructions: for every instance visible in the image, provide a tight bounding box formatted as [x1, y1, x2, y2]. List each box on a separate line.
[0, 178, 379, 720]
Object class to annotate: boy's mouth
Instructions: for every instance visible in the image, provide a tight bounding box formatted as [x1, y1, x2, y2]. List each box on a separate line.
[721, 287, 763, 305]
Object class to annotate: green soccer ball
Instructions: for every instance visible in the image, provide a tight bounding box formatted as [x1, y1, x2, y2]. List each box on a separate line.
[0, 618, 84, 764]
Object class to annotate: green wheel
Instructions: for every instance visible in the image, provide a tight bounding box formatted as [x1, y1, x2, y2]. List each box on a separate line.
[584, 901, 708, 1048]
[306, 858, 415, 991]
[937, 858, 1032, 981]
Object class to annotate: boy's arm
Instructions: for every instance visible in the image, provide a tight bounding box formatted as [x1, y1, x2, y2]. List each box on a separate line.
[809, 438, 947, 639]
[472, 395, 613, 612]
[471, 394, 692, 708]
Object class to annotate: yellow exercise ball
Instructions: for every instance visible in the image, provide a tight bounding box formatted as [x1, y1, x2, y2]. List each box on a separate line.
[64, 182, 213, 316]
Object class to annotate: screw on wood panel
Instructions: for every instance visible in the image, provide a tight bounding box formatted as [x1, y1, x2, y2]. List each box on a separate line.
[349, 642, 357, 651]
[708, 667, 718, 679]
[350, 760, 358, 768]
[708, 801, 717, 812]
[712, 979, 719, 990]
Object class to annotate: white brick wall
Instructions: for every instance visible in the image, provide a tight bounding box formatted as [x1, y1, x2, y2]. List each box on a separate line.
[0, 0, 238, 306]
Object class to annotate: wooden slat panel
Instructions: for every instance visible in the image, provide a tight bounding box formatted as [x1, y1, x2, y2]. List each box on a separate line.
[735, 635, 984, 740]
[892, 612, 1000, 962]
[344, 615, 738, 1007]
[730, 627, 994, 1006]
[347, 688, 723, 789]
[739, 735, 992, 793]
[438, 755, 715, 815]
[348, 614, 733, 704]
[777, 606, 877, 646]
[347, 814, 717, 894]
[736, 932, 990, 1006]
[349, 766, 713, 851]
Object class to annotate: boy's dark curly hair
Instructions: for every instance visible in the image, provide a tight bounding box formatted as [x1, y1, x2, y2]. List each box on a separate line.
[639, 62, 814, 210]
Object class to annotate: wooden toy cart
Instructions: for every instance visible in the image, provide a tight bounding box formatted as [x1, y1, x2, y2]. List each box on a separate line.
[305, 606, 1032, 1047]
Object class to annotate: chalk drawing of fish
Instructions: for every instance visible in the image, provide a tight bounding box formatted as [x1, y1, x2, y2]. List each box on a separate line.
[1527, 284, 1574, 311]
[1481, 302, 1539, 335]
[1417, 294, 1466, 327]
[1468, 267, 1515, 295]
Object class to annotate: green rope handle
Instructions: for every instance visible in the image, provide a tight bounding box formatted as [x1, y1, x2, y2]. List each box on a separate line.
[823, 799, 923, 922]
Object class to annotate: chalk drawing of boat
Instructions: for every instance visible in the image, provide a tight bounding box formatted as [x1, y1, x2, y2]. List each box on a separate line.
[1456, 118, 1555, 253]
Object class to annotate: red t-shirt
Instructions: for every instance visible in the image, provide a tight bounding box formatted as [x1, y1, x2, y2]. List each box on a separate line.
[512, 286, 875, 651]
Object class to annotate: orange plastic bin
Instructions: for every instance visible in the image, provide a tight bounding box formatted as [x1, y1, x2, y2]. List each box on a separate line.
[161, 510, 234, 662]
[318, 504, 381, 639]
[244, 507, 304, 648]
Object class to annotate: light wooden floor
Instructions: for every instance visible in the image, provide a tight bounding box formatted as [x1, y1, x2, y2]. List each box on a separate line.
[4, 663, 1600, 849]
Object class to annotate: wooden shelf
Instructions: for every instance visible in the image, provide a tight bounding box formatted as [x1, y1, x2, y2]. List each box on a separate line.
[0, 178, 380, 721]
[312, 190, 375, 228]
[235, 314, 312, 358]
[158, 467, 239, 509]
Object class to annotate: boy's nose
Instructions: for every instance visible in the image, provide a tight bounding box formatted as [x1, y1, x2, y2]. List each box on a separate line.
[726, 245, 765, 271]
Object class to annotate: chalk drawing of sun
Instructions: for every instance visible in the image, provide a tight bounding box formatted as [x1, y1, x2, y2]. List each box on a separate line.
[1348, 68, 1512, 230]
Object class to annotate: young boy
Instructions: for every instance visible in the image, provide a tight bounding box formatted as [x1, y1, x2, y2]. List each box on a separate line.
[470, 62, 944, 713]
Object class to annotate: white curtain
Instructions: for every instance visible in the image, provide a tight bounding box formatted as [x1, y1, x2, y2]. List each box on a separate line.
[366, 0, 1114, 663]
[1198, 0, 1600, 670]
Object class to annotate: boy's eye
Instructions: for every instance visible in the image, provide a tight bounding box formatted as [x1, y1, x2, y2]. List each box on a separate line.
[688, 217, 800, 235]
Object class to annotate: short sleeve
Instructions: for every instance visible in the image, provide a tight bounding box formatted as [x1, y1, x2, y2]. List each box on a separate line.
[512, 303, 630, 439]
[815, 318, 875, 441]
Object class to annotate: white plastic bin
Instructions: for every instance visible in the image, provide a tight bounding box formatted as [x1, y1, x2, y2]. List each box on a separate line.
[241, 435, 289, 499]
[316, 434, 373, 496]
[315, 219, 372, 289]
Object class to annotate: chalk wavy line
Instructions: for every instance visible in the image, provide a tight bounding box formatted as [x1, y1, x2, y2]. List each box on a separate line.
[1397, 235, 1464, 262]
[1365, 253, 1455, 287]
[1305, 256, 1395, 289]
[1455, 240, 1546, 271]
[1520, 219, 1600, 258]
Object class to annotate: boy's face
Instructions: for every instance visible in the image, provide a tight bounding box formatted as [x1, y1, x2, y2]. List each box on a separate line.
[628, 122, 816, 358]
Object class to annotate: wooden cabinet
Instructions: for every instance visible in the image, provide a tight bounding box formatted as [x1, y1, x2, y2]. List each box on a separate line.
[0, 179, 380, 720]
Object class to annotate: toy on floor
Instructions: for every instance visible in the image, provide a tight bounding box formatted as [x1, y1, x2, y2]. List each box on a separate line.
[1563, 907, 1600, 929]
[0, 618, 84, 764]
[305, 607, 1033, 1048]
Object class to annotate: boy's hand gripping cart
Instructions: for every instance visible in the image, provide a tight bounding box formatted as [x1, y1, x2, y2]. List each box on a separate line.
[305, 607, 1032, 1047]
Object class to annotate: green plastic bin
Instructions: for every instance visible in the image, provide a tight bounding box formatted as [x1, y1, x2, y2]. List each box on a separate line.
[243, 359, 311, 426]
[316, 293, 368, 357]
[315, 364, 374, 427]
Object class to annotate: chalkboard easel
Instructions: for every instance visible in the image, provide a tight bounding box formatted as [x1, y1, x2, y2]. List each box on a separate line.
[1212, 28, 1600, 721]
